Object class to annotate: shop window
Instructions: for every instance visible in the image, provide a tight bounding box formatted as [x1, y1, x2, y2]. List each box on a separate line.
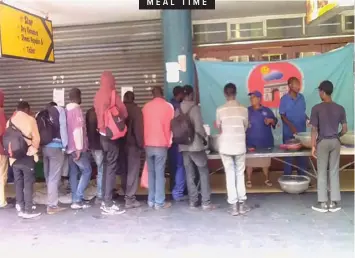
[262, 54, 287, 62]
[266, 17, 303, 38]
[343, 15, 354, 31]
[306, 15, 342, 36]
[296, 52, 321, 58]
[193, 23, 227, 43]
[229, 55, 256, 62]
[229, 22, 264, 39]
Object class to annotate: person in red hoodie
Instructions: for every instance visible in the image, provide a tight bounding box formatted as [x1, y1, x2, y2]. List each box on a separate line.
[0, 90, 10, 209]
[94, 71, 127, 215]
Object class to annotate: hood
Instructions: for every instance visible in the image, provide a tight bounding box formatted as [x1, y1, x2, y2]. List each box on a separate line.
[100, 71, 115, 92]
[0, 90, 4, 108]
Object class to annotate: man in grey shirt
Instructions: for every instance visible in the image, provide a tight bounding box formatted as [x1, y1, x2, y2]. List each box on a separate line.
[310, 80, 347, 213]
[179, 85, 214, 210]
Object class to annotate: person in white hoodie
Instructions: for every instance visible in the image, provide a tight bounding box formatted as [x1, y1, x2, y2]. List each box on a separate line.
[66, 88, 92, 210]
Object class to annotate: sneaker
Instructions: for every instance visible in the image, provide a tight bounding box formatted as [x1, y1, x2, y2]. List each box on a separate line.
[229, 204, 239, 216]
[201, 203, 217, 211]
[154, 202, 172, 210]
[312, 202, 328, 213]
[0, 203, 14, 209]
[239, 202, 251, 215]
[21, 210, 41, 219]
[101, 204, 126, 215]
[47, 206, 67, 215]
[189, 202, 199, 210]
[125, 198, 141, 209]
[71, 202, 90, 210]
[328, 202, 341, 212]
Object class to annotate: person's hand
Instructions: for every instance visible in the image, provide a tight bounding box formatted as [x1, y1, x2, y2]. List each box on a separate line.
[306, 119, 312, 127]
[74, 150, 81, 161]
[311, 146, 317, 159]
[264, 118, 274, 126]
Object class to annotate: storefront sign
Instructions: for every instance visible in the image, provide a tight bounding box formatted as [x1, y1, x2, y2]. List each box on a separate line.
[0, 3, 54, 63]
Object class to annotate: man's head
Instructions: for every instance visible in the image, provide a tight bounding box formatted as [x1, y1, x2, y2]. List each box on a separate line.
[183, 85, 194, 101]
[17, 101, 30, 114]
[248, 91, 262, 107]
[173, 86, 184, 102]
[69, 88, 82, 104]
[151, 86, 163, 98]
[318, 80, 333, 100]
[124, 91, 135, 103]
[224, 83, 237, 100]
[287, 77, 301, 94]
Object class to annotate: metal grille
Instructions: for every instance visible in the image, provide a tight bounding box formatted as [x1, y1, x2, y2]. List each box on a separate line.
[0, 20, 164, 116]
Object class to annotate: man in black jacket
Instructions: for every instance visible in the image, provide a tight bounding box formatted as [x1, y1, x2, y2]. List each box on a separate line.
[120, 91, 144, 209]
[86, 107, 104, 204]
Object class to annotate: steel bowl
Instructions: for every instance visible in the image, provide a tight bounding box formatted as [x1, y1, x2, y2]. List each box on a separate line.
[294, 132, 312, 148]
[340, 131, 354, 146]
[278, 175, 310, 194]
[208, 134, 220, 153]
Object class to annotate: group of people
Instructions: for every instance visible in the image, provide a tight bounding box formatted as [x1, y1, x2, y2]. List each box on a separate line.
[0, 70, 348, 219]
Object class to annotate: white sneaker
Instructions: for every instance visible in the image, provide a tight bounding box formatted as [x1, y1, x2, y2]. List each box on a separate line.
[71, 202, 91, 210]
[101, 204, 126, 215]
[21, 211, 41, 219]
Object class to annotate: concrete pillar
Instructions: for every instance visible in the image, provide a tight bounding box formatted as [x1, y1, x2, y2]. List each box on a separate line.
[162, 10, 194, 101]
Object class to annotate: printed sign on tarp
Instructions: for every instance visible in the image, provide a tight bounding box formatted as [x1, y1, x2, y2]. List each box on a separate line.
[195, 44, 354, 144]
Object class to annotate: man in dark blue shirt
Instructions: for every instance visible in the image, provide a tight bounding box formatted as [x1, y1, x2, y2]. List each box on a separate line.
[279, 77, 308, 176]
[246, 91, 277, 188]
[168, 86, 187, 201]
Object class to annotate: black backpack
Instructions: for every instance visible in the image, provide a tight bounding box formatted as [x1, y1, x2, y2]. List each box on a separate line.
[36, 109, 55, 145]
[3, 120, 31, 159]
[171, 106, 195, 145]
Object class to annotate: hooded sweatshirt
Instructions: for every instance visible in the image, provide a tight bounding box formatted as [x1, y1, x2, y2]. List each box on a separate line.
[94, 71, 127, 134]
[0, 90, 6, 155]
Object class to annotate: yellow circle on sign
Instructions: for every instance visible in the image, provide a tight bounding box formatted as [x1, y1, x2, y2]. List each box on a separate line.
[260, 66, 270, 75]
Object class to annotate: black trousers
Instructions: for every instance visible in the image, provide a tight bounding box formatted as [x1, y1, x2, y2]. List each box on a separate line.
[100, 136, 119, 206]
[120, 145, 142, 199]
[12, 156, 35, 212]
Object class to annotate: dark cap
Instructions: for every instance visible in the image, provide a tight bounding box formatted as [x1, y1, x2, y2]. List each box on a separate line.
[248, 90, 262, 98]
[318, 80, 333, 95]
[183, 85, 193, 96]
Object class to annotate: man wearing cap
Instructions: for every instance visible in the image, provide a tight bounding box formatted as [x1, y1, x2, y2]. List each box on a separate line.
[246, 91, 277, 188]
[310, 80, 347, 213]
[279, 77, 309, 176]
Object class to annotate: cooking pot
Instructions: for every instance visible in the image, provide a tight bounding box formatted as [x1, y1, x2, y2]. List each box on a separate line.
[208, 134, 220, 153]
[278, 175, 310, 194]
[340, 131, 354, 146]
[294, 132, 312, 148]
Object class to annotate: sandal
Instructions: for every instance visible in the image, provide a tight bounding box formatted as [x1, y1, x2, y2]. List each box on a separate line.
[264, 180, 272, 187]
[246, 181, 252, 188]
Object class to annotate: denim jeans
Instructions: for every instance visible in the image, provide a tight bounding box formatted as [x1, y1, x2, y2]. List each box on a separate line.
[91, 150, 104, 199]
[145, 146, 168, 207]
[69, 152, 92, 203]
[168, 143, 186, 200]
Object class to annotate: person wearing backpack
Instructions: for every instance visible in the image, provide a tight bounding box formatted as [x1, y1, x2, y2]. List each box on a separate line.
[177, 85, 214, 211]
[66, 88, 92, 210]
[143, 87, 174, 210]
[94, 71, 127, 215]
[40, 102, 68, 215]
[168, 86, 187, 202]
[4, 101, 41, 219]
[0, 90, 11, 209]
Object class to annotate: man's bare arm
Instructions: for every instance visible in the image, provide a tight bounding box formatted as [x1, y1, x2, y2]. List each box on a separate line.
[339, 123, 348, 137]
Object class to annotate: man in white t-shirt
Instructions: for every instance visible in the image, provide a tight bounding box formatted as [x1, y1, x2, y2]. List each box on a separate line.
[216, 83, 249, 216]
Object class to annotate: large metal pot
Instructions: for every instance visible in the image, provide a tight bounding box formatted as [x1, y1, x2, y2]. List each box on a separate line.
[294, 132, 312, 148]
[340, 131, 354, 146]
[278, 175, 310, 194]
[208, 134, 220, 153]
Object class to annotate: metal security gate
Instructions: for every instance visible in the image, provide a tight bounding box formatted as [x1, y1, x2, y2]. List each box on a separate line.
[0, 19, 164, 116]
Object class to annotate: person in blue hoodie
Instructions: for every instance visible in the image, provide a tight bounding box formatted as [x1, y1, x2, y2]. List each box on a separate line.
[168, 86, 187, 201]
